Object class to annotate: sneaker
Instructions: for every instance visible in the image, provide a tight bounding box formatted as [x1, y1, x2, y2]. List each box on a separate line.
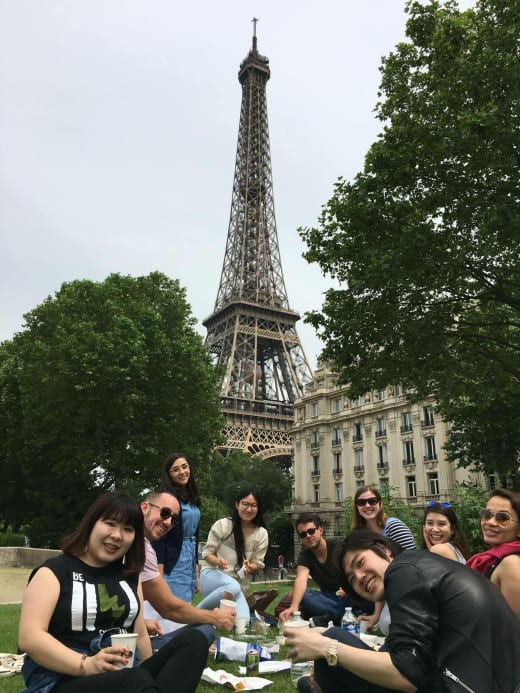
[309, 614, 332, 628]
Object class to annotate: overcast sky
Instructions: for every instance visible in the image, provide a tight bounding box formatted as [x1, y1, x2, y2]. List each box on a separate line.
[0, 1, 473, 370]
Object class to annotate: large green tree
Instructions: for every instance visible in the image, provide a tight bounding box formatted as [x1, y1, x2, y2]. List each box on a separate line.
[0, 272, 224, 545]
[301, 0, 520, 479]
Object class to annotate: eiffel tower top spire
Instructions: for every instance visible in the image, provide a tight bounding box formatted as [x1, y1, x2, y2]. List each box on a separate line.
[212, 22, 290, 314]
[204, 25, 312, 458]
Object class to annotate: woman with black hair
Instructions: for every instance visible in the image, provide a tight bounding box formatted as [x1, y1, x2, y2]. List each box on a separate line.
[421, 501, 470, 563]
[286, 529, 520, 693]
[198, 487, 268, 623]
[18, 491, 208, 693]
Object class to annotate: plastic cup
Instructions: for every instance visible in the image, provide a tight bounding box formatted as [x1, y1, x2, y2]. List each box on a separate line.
[219, 598, 237, 613]
[111, 633, 138, 668]
[234, 616, 247, 635]
[359, 620, 369, 634]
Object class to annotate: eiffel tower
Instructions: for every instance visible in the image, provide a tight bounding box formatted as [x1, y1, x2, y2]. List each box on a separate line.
[203, 21, 313, 461]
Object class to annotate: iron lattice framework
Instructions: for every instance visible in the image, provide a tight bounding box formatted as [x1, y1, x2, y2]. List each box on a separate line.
[204, 27, 313, 459]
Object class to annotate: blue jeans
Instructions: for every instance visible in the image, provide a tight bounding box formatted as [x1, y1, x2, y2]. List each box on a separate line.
[314, 627, 391, 692]
[149, 623, 215, 654]
[299, 589, 356, 622]
[198, 568, 250, 621]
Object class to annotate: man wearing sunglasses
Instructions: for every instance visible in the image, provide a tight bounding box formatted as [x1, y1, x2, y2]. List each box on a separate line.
[279, 513, 355, 626]
[139, 491, 235, 649]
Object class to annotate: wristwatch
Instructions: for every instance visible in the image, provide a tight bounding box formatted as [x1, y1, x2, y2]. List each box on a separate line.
[326, 639, 339, 667]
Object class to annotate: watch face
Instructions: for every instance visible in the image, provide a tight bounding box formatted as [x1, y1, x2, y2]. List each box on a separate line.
[326, 652, 338, 666]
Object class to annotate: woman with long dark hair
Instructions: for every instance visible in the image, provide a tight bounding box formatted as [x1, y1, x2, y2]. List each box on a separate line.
[421, 501, 470, 562]
[18, 491, 208, 693]
[153, 452, 201, 602]
[197, 487, 268, 622]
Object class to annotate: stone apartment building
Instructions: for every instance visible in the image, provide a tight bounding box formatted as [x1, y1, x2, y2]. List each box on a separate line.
[288, 362, 482, 538]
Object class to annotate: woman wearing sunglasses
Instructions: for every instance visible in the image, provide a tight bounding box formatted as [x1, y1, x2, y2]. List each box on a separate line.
[18, 491, 208, 693]
[421, 501, 470, 563]
[351, 486, 416, 634]
[198, 487, 268, 623]
[466, 487, 520, 618]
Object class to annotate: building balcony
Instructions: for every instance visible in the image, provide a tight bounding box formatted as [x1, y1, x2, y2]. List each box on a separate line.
[311, 471, 320, 479]
[402, 458, 416, 467]
[352, 434, 363, 443]
[400, 425, 413, 433]
[331, 439, 342, 447]
[332, 467, 343, 476]
[353, 465, 365, 474]
[423, 454, 438, 462]
[375, 430, 387, 439]
[310, 442, 320, 450]
[421, 419, 435, 429]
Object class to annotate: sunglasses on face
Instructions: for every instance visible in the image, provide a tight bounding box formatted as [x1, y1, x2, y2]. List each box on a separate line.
[355, 497, 379, 507]
[427, 501, 450, 508]
[148, 502, 179, 524]
[298, 527, 318, 539]
[479, 508, 520, 526]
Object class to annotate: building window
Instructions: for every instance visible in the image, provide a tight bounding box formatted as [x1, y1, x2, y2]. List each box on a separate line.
[332, 427, 341, 446]
[334, 516, 343, 535]
[488, 473, 499, 490]
[422, 405, 435, 427]
[375, 388, 385, 401]
[352, 395, 363, 407]
[332, 397, 342, 413]
[311, 431, 320, 449]
[401, 412, 412, 433]
[354, 448, 364, 471]
[335, 482, 343, 502]
[379, 478, 389, 495]
[353, 422, 363, 442]
[313, 485, 320, 503]
[377, 445, 388, 467]
[424, 436, 437, 461]
[355, 479, 366, 488]
[311, 402, 318, 418]
[427, 472, 439, 496]
[403, 440, 415, 464]
[407, 476, 417, 498]
[375, 417, 386, 438]
[333, 452, 342, 474]
[311, 455, 320, 476]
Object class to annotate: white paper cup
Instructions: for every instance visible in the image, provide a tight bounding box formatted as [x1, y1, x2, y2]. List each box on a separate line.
[219, 598, 237, 613]
[111, 633, 138, 668]
[359, 620, 369, 634]
[234, 616, 247, 635]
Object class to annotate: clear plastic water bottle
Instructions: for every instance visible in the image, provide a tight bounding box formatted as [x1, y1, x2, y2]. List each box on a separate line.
[285, 611, 311, 687]
[341, 606, 360, 637]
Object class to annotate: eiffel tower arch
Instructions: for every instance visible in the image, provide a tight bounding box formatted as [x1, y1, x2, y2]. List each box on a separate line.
[204, 24, 313, 461]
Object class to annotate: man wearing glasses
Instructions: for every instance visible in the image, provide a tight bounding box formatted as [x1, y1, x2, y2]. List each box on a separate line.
[139, 491, 235, 649]
[279, 513, 355, 625]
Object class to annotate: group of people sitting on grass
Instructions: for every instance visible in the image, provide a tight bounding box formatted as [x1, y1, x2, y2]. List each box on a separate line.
[17, 464, 520, 693]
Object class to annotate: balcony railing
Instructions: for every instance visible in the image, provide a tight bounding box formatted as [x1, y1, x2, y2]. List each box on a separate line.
[402, 458, 416, 466]
[353, 465, 365, 473]
[331, 438, 342, 447]
[332, 467, 343, 475]
[400, 424, 413, 433]
[310, 441, 320, 449]
[377, 462, 389, 470]
[423, 454, 438, 462]
[352, 434, 363, 443]
[375, 430, 387, 438]
[311, 470, 320, 478]
[421, 419, 435, 428]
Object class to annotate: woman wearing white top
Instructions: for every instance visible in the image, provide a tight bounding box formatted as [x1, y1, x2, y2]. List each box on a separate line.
[198, 487, 268, 622]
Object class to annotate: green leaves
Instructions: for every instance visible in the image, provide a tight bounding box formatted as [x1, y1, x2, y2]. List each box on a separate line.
[301, 0, 520, 480]
[0, 272, 224, 546]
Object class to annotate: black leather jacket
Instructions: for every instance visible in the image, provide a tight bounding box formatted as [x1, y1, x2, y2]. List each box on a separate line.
[385, 550, 520, 692]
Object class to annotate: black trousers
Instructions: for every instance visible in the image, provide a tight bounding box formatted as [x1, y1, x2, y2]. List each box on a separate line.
[53, 628, 208, 693]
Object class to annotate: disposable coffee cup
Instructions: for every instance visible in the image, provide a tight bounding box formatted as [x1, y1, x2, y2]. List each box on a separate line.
[237, 565, 247, 580]
[220, 598, 237, 613]
[111, 633, 138, 668]
[234, 616, 247, 635]
[359, 620, 369, 634]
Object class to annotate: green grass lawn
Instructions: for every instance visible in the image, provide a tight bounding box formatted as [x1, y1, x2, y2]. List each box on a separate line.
[0, 582, 297, 692]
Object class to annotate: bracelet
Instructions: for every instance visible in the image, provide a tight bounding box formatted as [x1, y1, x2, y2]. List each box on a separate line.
[78, 653, 88, 677]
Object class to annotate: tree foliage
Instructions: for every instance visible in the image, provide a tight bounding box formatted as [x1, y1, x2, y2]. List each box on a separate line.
[300, 0, 520, 479]
[0, 272, 224, 545]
